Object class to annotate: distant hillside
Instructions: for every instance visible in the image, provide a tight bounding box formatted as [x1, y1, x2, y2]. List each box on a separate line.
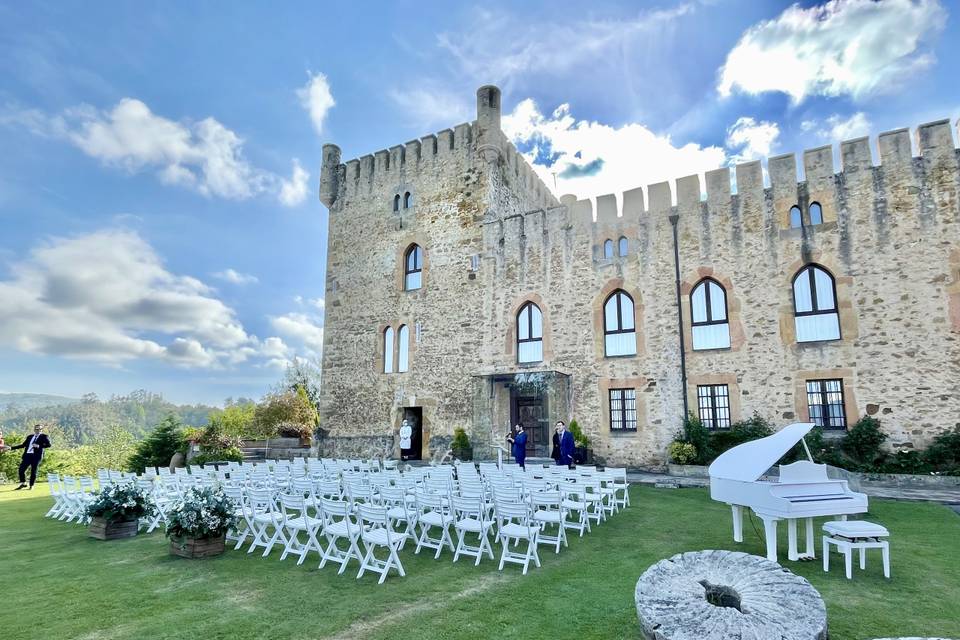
[0, 392, 79, 411]
[0, 390, 218, 446]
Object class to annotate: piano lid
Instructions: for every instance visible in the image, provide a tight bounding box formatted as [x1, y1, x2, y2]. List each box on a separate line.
[708, 422, 816, 483]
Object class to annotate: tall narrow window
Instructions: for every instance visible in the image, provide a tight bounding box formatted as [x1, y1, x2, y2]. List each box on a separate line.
[404, 191, 412, 209]
[806, 379, 846, 429]
[383, 327, 395, 374]
[618, 236, 628, 257]
[603, 290, 637, 356]
[809, 202, 823, 225]
[393, 194, 401, 212]
[793, 264, 840, 342]
[516, 302, 543, 363]
[609, 388, 637, 431]
[789, 205, 802, 228]
[397, 325, 409, 372]
[404, 245, 422, 291]
[697, 384, 731, 429]
[690, 278, 730, 350]
[603, 239, 614, 259]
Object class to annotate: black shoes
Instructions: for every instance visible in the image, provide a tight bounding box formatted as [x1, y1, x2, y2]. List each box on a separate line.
[14, 484, 27, 490]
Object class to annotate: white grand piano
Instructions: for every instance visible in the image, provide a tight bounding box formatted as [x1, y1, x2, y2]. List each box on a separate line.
[709, 422, 868, 563]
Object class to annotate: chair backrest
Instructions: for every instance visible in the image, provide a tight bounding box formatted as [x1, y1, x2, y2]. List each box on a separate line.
[414, 490, 446, 513]
[494, 499, 534, 529]
[317, 479, 341, 499]
[247, 489, 276, 512]
[79, 476, 97, 493]
[278, 492, 307, 519]
[450, 494, 484, 519]
[356, 503, 389, 527]
[530, 490, 562, 509]
[222, 486, 244, 505]
[319, 496, 352, 520]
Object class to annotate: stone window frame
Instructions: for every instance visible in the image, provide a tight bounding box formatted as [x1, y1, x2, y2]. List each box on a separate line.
[791, 262, 841, 343]
[686, 373, 741, 426]
[516, 300, 544, 365]
[598, 376, 646, 438]
[948, 247, 960, 332]
[395, 236, 430, 293]
[504, 293, 554, 365]
[793, 368, 858, 430]
[608, 387, 638, 432]
[375, 320, 418, 375]
[681, 268, 745, 354]
[593, 279, 644, 360]
[403, 244, 424, 291]
[779, 253, 858, 347]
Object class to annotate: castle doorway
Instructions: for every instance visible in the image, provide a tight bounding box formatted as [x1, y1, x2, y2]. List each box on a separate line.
[401, 407, 422, 460]
[511, 395, 548, 456]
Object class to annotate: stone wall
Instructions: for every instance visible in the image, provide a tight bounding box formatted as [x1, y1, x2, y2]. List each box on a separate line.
[319, 85, 960, 466]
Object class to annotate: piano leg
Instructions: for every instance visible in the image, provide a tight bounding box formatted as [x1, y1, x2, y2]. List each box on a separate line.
[787, 519, 799, 561]
[759, 515, 779, 563]
[805, 518, 815, 559]
[731, 505, 744, 543]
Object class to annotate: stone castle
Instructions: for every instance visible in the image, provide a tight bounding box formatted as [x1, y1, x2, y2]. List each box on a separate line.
[317, 85, 960, 467]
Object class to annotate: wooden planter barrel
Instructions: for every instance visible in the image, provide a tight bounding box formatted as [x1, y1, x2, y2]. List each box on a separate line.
[169, 533, 226, 559]
[88, 517, 139, 540]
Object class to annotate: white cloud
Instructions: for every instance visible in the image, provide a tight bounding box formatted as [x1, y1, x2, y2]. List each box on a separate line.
[0, 229, 261, 367]
[725, 117, 780, 163]
[438, 5, 694, 87]
[2, 98, 306, 205]
[806, 112, 872, 142]
[387, 86, 472, 130]
[278, 158, 310, 207]
[270, 312, 324, 359]
[297, 71, 335, 136]
[718, 0, 946, 103]
[502, 98, 725, 202]
[212, 268, 259, 285]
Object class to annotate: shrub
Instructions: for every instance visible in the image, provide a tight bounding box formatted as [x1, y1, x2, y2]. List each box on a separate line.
[254, 387, 318, 439]
[166, 487, 239, 540]
[85, 482, 156, 523]
[923, 426, 960, 475]
[128, 416, 185, 473]
[191, 446, 244, 466]
[668, 441, 697, 465]
[675, 414, 711, 465]
[883, 449, 931, 475]
[568, 419, 591, 448]
[710, 413, 773, 457]
[451, 428, 470, 450]
[841, 416, 887, 469]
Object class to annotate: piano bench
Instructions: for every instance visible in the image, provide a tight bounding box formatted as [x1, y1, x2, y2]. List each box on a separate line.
[822, 520, 890, 580]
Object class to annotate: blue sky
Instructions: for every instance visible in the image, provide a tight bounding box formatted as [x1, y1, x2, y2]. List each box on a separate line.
[0, 0, 957, 405]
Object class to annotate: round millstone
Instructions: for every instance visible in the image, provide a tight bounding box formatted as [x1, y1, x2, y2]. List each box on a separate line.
[635, 550, 828, 640]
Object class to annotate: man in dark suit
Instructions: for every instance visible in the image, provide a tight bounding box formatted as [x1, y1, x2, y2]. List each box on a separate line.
[10, 424, 51, 490]
[558, 420, 575, 467]
[508, 423, 528, 469]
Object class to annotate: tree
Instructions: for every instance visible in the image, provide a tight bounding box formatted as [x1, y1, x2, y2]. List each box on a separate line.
[254, 388, 318, 437]
[127, 415, 185, 472]
[278, 358, 322, 417]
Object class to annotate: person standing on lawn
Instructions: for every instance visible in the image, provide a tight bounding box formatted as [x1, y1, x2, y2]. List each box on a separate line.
[551, 423, 561, 464]
[557, 420, 575, 467]
[507, 423, 527, 469]
[10, 424, 51, 490]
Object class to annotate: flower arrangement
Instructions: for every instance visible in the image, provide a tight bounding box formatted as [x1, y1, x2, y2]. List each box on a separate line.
[85, 482, 156, 523]
[166, 487, 239, 541]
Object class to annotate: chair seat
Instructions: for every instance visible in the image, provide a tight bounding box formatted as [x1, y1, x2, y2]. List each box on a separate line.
[823, 520, 889, 539]
[500, 522, 538, 539]
[562, 500, 586, 510]
[253, 512, 280, 524]
[387, 506, 411, 520]
[455, 517, 492, 532]
[286, 516, 322, 530]
[362, 526, 399, 546]
[325, 520, 359, 537]
[419, 511, 453, 527]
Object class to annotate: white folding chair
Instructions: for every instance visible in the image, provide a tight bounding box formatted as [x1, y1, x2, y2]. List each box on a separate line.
[45, 474, 67, 518]
[355, 504, 406, 584]
[223, 486, 252, 550]
[278, 493, 325, 565]
[414, 491, 455, 559]
[609, 467, 630, 509]
[376, 486, 417, 550]
[245, 489, 287, 557]
[451, 494, 495, 566]
[317, 497, 363, 574]
[560, 482, 591, 536]
[494, 499, 541, 575]
[530, 490, 568, 553]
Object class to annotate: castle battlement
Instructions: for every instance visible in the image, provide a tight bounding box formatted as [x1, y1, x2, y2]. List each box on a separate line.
[319, 86, 559, 211]
[543, 118, 958, 231]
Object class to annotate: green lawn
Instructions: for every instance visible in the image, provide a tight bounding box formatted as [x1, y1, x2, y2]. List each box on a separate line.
[1, 483, 958, 640]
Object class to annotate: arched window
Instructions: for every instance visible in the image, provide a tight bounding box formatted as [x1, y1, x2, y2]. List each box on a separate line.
[383, 327, 395, 374]
[809, 202, 823, 225]
[793, 264, 840, 342]
[516, 302, 543, 363]
[603, 239, 613, 259]
[691, 278, 730, 350]
[618, 236, 628, 257]
[603, 290, 637, 356]
[393, 194, 401, 212]
[397, 325, 410, 372]
[404, 192, 412, 209]
[404, 245, 422, 291]
[789, 205, 802, 228]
